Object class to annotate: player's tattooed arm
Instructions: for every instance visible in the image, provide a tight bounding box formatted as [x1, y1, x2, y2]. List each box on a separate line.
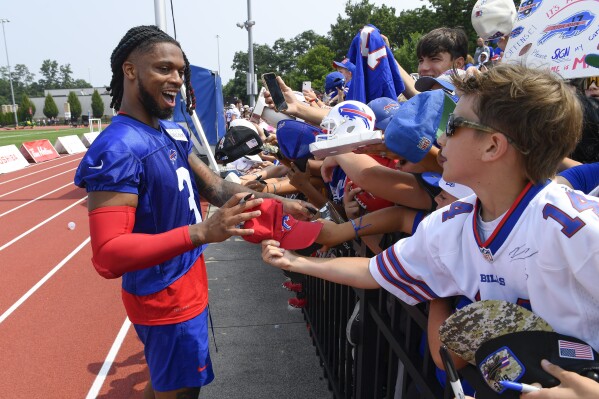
[188, 154, 315, 220]
[188, 154, 245, 207]
[189, 153, 278, 207]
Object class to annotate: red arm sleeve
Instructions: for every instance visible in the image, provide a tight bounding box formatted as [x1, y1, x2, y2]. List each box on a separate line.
[89, 206, 195, 279]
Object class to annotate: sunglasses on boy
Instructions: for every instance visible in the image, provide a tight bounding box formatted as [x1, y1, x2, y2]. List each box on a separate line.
[445, 113, 530, 155]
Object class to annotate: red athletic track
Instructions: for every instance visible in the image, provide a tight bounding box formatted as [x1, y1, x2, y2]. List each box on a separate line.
[0, 153, 209, 398]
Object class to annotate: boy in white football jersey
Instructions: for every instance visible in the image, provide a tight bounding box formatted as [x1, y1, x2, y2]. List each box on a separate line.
[261, 64, 599, 356]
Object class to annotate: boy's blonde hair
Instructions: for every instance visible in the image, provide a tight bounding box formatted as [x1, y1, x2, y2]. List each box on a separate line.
[453, 65, 582, 183]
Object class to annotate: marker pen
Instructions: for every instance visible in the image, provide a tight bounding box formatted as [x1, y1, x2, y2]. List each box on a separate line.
[440, 345, 465, 399]
[500, 380, 541, 393]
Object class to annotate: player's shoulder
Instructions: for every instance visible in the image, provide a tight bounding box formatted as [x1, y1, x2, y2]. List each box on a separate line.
[90, 116, 157, 156]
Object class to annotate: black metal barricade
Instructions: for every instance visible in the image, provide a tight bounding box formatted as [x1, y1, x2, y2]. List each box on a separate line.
[302, 240, 452, 399]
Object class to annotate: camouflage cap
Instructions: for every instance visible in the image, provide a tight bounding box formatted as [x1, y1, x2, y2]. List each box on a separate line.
[439, 300, 553, 364]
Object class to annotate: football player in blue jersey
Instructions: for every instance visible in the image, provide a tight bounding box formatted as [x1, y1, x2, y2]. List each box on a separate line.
[75, 25, 314, 399]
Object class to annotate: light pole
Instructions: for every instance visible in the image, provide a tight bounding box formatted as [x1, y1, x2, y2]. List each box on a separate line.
[236, 0, 256, 107]
[0, 19, 18, 128]
[216, 34, 221, 76]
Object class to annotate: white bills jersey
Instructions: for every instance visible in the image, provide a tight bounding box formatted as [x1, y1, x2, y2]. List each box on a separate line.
[369, 181, 599, 351]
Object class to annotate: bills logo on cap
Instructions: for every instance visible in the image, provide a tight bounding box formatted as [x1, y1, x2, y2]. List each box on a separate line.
[538, 11, 595, 45]
[479, 347, 525, 393]
[518, 0, 543, 20]
[558, 340, 595, 360]
[383, 103, 399, 114]
[282, 215, 292, 231]
[243, 199, 323, 250]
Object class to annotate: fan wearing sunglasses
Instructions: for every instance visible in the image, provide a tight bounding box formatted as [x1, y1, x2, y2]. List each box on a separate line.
[262, 65, 599, 391]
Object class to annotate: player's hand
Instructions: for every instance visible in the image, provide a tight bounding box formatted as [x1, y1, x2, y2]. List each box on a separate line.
[280, 198, 318, 221]
[320, 156, 339, 183]
[242, 179, 266, 192]
[261, 239, 297, 270]
[190, 193, 262, 245]
[522, 360, 599, 399]
[263, 76, 300, 116]
[343, 181, 362, 220]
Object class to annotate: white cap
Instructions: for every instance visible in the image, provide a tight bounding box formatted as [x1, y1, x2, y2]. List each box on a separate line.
[471, 0, 517, 40]
[439, 177, 474, 199]
[229, 118, 258, 133]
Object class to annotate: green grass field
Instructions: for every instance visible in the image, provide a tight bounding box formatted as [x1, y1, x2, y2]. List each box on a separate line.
[0, 128, 92, 148]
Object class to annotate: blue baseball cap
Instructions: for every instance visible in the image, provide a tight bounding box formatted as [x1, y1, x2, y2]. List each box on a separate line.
[332, 58, 356, 74]
[276, 119, 320, 160]
[324, 72, 346, 97]
[367, 97, 401, 131]
[384, 90, 456, 163]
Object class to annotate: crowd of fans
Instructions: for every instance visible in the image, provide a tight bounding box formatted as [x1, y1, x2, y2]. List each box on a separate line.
[214, 10, 599, 397]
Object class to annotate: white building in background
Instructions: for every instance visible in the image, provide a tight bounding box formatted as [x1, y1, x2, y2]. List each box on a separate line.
[29, 87, 114, 121]
[1, 104, 18, 114]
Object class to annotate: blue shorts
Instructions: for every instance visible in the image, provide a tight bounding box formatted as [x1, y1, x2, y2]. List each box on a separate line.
[134, 307, 214, 391]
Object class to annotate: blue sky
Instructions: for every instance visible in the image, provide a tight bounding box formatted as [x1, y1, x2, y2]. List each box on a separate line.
[3, 0, 418, 86]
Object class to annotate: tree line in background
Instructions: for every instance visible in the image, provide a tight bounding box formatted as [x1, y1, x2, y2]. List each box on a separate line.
[0, 0, 485, 124]
[223, 0, 482, 103]
[0, 59, 92, 106]
[0, 58, 107, 126]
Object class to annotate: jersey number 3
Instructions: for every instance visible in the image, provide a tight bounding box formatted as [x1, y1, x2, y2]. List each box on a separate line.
[177, 167, 202, 224]
[542, 191, 599, 237]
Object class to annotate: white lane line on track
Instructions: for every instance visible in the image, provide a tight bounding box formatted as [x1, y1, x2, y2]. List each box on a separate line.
[0, 156, 82, 186]
[0, 168, 77, 198]
[0, 182, 74, 219]
[0, 237, 90, 325]
[0, 196, 87, 251]
[86, 318, 132, 399]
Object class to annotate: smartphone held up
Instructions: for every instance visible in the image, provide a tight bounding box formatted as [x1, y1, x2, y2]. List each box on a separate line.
[262, 73, 288, 113]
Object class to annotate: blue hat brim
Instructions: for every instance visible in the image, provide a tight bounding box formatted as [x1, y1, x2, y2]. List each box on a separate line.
[276, 120, 320, 160]
[384, 91, 456, 163]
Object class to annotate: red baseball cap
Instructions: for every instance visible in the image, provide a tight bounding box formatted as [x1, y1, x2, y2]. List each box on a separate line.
[344, 155, 397, 212]
[346, 180, 394, 212]
[242, 199, 323, 249]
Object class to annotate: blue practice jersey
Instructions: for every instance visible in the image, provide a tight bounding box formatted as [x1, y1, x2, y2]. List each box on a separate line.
[74, 115, 206, 296]
[346, 24, 405, 103]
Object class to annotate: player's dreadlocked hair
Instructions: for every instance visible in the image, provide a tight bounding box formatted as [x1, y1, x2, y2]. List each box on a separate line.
[108, 25, 196, 115]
